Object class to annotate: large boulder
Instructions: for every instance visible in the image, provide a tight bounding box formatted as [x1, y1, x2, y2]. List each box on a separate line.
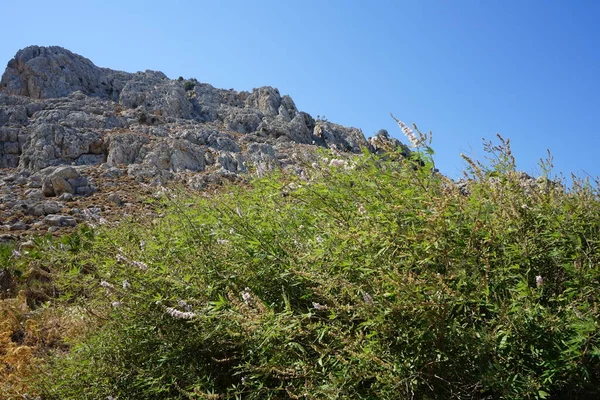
[40, 166, 94, 197]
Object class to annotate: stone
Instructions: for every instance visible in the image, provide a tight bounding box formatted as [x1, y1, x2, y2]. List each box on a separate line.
[107, 193, 123, 206]
[58, 193, 74, 201]
[39, 166, 95, 197]
[9, 221, 27, 231]
[103, 167, 124, 178]
[43, 214, 77, 227]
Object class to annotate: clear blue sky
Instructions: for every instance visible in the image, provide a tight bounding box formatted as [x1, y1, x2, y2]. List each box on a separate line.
[2, 0, 599, 180]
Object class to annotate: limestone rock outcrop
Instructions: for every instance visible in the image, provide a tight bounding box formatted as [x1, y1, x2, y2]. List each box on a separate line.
[0, 46, 131, 100]
[0, 45, 409, 235]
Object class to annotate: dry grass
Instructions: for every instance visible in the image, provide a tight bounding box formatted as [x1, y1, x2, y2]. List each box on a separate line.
[0, 291, 92, 399]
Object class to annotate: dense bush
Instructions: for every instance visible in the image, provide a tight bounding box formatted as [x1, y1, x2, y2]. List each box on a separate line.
[3, 129, 600, 399]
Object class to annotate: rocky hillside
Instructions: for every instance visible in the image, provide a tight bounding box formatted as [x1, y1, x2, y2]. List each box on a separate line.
[0, 46, 405, 238]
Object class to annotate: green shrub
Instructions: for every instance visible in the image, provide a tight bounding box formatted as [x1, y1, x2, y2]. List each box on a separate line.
[14, 133, 600, 399]
[183, 80, 196, 91]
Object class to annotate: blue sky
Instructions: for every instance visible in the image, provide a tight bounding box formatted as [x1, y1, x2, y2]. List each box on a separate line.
[2, 0, 599, 180]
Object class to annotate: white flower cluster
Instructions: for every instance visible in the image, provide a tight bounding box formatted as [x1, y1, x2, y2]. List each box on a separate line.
[166, 307, 196, 320]
[116, 252, 149, 271]
[131, 260, 149, 271]
[358, 204, 367, 215]
[390, 114, 427, 148]
[329, 158, 347, 168]
[328, 158, 355, 170]
[178, 299, 193, 312]
[536, 275, 543, 288]
[100, 280, 114, 290]
[241, 287, 253, 305]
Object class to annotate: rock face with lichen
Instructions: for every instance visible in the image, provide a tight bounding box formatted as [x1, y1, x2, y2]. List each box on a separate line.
[0, 45, 404, 236]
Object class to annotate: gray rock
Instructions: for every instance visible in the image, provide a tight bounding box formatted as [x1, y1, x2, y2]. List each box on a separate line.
[58, 193, 74, 201]
[107, 193, 123, 206]
[24, 188, 44, 200]
[119, 71, 192, 119]
[106, 133, 150, 166]
[21, 200, 63, 216]
[0, 45, 403, 237]
[43, 214, 77, 227]
[245, 87, 282, 117]
[103, 166, 124, 178]
[219, 106, 262, 133]
[40, 166, 94, 197]
[0, 45, 131, 100]
[18, 123, 106, 170]
[127, 163, 173, 184]
[42, 166, 78, 196]
[314, 121, 368, 153]
[0, 127, 23, 168]
[9, 221, 27, 231]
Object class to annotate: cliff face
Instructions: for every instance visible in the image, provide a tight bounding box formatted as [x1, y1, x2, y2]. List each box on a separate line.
[0, 46, 403, 237]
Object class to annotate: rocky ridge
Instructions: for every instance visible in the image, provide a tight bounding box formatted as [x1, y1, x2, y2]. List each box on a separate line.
[0, 46, 403, 238]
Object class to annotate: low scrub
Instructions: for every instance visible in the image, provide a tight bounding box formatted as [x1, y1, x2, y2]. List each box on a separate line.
[3, 130, 600, 399]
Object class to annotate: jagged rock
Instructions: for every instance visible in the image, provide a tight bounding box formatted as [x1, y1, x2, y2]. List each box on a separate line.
[201, 131, 240, 153]
[58, 193, 74, 202]
[140, 138, 205, 173]
[127, 163, 173, 184]
[0, 46, 131, 100]
[216, 152, 247, 173]
[119, 71, 193, 119]
[40, 166, 94, 197]
[314, 121, 368, 153]
[19, 123, 106, 170]
[257, 112, 315, 144]
[219, 106, 262, 133]
[189, 84, 246, 121]
[42, 166, 77, 196]
[245, 87, 283, 117]
[0, 127, 24, 168]
[24, 189, 44, 200]
[102, 166, 124, 178]
[106, 133, 150, 166]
